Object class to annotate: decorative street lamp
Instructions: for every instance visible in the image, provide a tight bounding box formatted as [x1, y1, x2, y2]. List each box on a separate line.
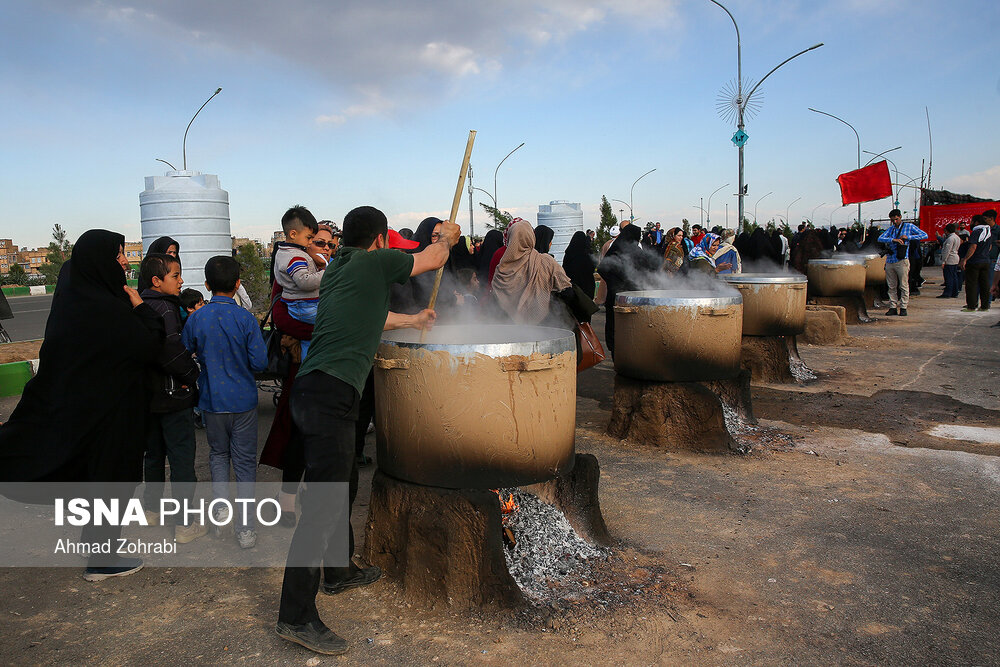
[708, 0, 822, 234]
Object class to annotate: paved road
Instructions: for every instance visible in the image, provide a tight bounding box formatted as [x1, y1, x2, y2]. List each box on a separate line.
[2, 294, 52, 342]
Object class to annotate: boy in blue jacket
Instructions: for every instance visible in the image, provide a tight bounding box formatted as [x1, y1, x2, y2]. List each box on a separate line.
[182, 256, 268, 548]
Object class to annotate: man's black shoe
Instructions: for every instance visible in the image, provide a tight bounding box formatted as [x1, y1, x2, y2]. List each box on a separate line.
[275, 621, 348, 655]
[83, 557, 143, 582]
[885, 308, 898, 316]
[991, 321, 1000, 328]
[321, 565, 382, 596]
[936, 294, 950, 298]
[899, 308, 908, 316]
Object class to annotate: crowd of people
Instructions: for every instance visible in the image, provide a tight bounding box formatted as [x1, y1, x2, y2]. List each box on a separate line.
[0, 201, 997, 656]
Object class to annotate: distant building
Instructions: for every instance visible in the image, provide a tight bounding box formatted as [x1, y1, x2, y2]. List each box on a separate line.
[124, 241, 143, 264]
[18, 248, 47, 275]
[0, 240, 19, 274]
[270, 230, 285, 245]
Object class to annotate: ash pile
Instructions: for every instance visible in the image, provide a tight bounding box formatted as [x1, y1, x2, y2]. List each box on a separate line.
[722, 404, 795, 453]
[499, 489, 609, 602]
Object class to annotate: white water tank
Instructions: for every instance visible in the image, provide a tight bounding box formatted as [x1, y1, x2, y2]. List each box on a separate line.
[536, 200, 583, 264]
[139, 170, 231, 299]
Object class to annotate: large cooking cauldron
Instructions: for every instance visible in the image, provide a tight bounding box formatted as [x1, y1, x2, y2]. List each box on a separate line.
[613, 289, 743, 382]
[373, 325, 576, 489]
[847, 252, 887, 285]
[807, 258, 866, 297]
[722, 273, 807, 336]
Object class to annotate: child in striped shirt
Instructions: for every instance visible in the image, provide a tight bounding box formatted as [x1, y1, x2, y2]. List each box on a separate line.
[272, 205, 326, 357]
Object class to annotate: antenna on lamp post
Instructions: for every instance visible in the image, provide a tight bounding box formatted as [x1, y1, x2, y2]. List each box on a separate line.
[182, 87, 222, 170]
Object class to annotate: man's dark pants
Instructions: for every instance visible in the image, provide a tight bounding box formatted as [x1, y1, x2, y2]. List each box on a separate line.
[965, 262, 991, 310]
[942, 264, 960, 297]
[278, 370, 359, 626]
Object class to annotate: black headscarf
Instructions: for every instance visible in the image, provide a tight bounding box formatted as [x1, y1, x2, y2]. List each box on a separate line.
[139, 236, 181, 291]
[390, 217, 458, 315]
[598, 224, 658, 357]
[477, 230, 504, 285]
[448, 236, 476, 273]
[562, 231, 598, 299]
[413, 217, 443, 251]
[534, 225, 555, 255]
[0, 230, 164, 488]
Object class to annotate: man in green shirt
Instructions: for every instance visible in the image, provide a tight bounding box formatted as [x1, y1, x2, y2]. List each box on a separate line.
[277, 205, 459, 655]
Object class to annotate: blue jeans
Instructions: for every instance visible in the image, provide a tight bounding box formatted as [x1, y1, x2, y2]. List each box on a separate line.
[942, 264, 960, 297]
[286, 300, 318, 359]
[204, 409, 258, 530]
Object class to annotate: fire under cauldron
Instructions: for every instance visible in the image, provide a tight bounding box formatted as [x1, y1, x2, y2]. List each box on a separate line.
[722, 273, 807, 337]
[807, 258, 867, 297]
[613, 289, 743, 382]
[366, 325, 611, 610]
[373, 325, 576, 489]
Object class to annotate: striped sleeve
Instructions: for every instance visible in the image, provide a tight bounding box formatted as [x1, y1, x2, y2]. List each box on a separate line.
[285, 255, 310, 276]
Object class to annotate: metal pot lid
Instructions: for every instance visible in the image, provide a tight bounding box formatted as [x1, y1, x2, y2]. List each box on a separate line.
[723, 272, 807, 285]
[807, 258, 867, 267]
[380, 324, 575, 357]
[616, 289, 742, 308]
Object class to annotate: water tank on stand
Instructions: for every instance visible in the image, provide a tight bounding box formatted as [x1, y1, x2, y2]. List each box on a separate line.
[536, 200, 583, 264]
[139, 170, 231, 299]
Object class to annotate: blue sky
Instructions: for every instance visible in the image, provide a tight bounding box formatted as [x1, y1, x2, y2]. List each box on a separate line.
[1, 0, 997, 249]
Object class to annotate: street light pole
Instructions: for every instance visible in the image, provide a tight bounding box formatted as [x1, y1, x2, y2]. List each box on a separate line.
[611, 199, 633, 224]
[701, 197, 704, 226]
[810, 202, 826, 223]
[467, 163, 475, 237]
[707, 183, 729, 227]
[630, 169, 656, 224]
[494, 142, 525, 213]
[709, 1, 822, 236]
[753, 191, 772, 224]
[808, 107, 861, 236]
[785, 196, 801, 226]
[182, 87, 222, 170]
[863, 146, 902, 166]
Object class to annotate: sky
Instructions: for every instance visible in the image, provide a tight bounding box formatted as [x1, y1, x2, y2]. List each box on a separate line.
[1, 0, 998, 249]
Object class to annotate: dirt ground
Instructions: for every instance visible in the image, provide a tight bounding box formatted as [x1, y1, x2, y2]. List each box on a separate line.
[0, 340, 41, 364]
[1, 279, 999, 665]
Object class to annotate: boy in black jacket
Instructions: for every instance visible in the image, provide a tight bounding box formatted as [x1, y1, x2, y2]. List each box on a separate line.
[139, 253, 205, 544]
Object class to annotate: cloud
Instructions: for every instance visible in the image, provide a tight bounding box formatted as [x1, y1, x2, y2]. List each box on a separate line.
[49, 0, 679, 122]
[941, 166, 1000, 199]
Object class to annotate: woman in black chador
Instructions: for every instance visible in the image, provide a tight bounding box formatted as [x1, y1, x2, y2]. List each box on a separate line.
[0, 230, 164, 579]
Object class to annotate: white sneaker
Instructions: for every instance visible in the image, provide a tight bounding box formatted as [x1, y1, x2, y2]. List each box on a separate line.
[211, 504, 232, 537]
[236, 529, 257, 549]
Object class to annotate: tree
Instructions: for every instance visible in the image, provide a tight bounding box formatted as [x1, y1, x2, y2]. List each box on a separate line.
[682, 218, 690, 236]
[4, 264, 27, 286]
[595, 196, 618, 250]
[235, 242, 268, 316]
[38, 223, 73, 285]
[480, 203, 513, 232]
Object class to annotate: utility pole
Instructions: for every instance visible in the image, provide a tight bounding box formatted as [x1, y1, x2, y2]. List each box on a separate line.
[467, 163, 475, 237]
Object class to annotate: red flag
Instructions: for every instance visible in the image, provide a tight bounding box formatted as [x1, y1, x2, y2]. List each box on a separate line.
[837, 161, 892, 205]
